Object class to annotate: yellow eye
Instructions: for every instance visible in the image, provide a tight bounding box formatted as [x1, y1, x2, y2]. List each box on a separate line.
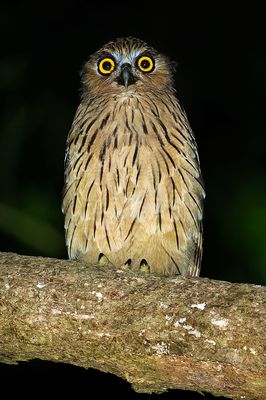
[98, 57, 116, 75]
[137, 55, 155, 73]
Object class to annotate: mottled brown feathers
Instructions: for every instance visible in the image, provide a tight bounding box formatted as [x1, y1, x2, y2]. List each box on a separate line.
[62, 37, 205, 276]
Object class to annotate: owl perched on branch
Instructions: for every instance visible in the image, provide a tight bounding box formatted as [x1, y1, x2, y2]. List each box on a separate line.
[62, 37, 205, 276]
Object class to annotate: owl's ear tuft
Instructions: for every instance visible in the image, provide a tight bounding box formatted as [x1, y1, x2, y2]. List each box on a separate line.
[79, 61, 92, 97]
[80, 59, 90, 78]
[169, 60, 178, 72]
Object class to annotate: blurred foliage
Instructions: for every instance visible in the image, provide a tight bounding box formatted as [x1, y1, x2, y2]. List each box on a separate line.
[0, 1, 265, 287]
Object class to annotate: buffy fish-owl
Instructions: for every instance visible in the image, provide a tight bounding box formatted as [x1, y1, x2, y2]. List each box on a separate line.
[62, 37, 205, 276]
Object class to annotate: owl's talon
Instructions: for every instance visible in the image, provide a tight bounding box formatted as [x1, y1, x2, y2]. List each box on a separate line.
[120, 259, 131, 270]
[139, 260, 150, 273]
[98, 254, 110, 266]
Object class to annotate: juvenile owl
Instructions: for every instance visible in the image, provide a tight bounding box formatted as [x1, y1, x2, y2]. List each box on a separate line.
[62, 37, 205, 276]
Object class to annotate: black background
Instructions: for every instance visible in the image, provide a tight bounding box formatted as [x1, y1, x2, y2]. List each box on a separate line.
[1, 1, 265, 399]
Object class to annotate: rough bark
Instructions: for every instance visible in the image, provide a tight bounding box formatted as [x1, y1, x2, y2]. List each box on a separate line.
[0, 252, 265, 399]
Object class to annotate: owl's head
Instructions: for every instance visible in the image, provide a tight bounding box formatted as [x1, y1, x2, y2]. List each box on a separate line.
[81, 37, 175, 98]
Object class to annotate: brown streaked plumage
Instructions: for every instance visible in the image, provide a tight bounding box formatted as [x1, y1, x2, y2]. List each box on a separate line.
[62, 37, 205, 276]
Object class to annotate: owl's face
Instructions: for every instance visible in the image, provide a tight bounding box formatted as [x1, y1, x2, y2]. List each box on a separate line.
[81, 37, 175, 97]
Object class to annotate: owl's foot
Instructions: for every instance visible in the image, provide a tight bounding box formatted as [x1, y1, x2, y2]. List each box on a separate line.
[120, 259, 132, 270]
[98, 253, 110, 266]
[120, 259, 150, 273]
[139, 259, 150, 273]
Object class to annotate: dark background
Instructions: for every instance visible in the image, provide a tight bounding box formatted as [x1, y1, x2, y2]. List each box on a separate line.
[0, 1, 265, 399]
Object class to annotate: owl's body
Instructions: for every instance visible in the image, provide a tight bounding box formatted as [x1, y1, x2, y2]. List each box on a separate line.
[63, 37, 205, 276]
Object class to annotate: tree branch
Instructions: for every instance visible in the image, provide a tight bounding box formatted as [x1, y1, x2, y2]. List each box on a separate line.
[0, 252, 265, 399]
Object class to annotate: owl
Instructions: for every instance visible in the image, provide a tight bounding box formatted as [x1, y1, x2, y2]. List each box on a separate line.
[62, 37, 205, 276]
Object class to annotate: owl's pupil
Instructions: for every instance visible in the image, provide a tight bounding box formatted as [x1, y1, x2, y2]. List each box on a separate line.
[141, 60, 150, 69]
[103, 61, 112, 70]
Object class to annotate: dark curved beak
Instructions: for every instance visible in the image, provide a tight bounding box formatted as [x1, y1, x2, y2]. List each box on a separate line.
[117, 63, 136, 88]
